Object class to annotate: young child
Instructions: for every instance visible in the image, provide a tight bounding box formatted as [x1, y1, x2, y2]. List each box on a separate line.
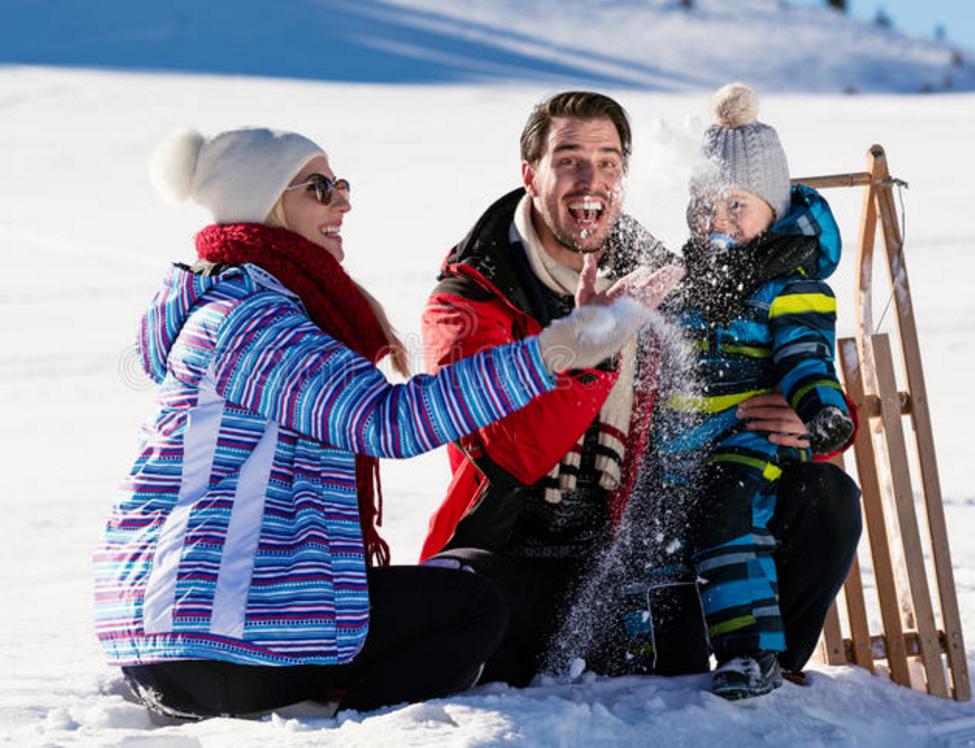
[655, 82, 856, 700]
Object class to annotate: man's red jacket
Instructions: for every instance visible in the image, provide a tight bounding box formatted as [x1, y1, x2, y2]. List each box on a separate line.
[418, 189, 670, 560]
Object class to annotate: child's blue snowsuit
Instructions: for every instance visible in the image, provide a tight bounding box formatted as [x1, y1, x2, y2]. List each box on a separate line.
[657, 185, 852, 659]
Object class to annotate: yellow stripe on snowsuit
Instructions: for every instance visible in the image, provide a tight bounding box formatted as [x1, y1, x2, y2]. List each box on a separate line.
[692, 340, 771, 358]
[709, 614, 757, 639]
[769, 292, 836, 318]
[704, 452, 783, 482]
[790, 378, 844, 411]
[666, 388, 774, 414]
[723, 344, 772, 358]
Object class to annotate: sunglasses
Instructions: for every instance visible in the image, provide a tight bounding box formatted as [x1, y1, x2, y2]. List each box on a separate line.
[284, 173, 351, 205]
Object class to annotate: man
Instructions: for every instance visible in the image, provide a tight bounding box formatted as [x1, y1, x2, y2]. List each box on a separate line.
[419, 91, 861, 688]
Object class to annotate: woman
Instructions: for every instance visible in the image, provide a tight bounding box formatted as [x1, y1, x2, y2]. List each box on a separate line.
[93, 126, 681, 718]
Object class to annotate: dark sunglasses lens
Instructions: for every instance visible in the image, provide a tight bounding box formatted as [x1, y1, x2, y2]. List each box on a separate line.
[310, 176, 332, 205]
[304, 175, 348, 205]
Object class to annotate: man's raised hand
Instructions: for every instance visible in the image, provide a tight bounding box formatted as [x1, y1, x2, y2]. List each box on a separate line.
[574, 254, 685, 310]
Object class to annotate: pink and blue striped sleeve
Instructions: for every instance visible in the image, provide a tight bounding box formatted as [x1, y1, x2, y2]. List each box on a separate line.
[211, 295, 555, 457]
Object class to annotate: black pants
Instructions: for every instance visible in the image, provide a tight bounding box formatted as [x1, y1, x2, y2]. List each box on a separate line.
[435, 462, 861, 685]
[122, 566, 508, 718]
[769, 462, 862, 672]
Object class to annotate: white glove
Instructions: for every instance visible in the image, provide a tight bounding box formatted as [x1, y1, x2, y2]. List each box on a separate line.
[537, 297, 650, 373]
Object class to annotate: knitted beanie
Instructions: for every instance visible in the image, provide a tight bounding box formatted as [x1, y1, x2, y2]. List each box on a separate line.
[690, 82, 791, 223]
[148, 126, 325, 223]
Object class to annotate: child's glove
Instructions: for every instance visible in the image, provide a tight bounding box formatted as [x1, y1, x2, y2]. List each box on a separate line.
[537, 297, 649, 373]
[806, 405, 855, 454]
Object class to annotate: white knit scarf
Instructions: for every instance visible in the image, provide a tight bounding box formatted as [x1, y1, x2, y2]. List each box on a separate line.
[512, 194, 637, 504]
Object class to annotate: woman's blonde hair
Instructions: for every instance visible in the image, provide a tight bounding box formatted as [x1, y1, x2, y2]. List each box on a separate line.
[266, 198, 411, 377]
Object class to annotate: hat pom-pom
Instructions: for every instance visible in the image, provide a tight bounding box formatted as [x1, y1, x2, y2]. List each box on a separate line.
[148, 126, 205, 205]
[711, 82, 759, 129]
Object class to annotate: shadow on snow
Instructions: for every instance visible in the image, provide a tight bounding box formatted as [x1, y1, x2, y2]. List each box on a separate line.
[0, 0, 709, 89]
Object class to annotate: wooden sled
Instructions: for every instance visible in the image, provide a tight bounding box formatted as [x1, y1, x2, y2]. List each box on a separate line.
[792, 146, 970, 701]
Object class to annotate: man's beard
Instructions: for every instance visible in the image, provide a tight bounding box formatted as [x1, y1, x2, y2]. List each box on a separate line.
[552, 209, 619, 254]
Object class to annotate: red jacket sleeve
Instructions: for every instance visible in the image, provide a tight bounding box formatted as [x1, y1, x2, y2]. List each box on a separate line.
[422, 291, 618, 485]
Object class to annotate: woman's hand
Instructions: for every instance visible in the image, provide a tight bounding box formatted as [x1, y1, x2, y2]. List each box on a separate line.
[736, 391, 811, 449]
[575, 254, 685, 310]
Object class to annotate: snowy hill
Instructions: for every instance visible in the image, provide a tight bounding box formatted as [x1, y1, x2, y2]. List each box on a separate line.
[2, 0, 974, 92]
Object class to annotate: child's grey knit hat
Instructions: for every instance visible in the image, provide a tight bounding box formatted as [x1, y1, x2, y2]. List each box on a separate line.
[691, 82, 791, 223]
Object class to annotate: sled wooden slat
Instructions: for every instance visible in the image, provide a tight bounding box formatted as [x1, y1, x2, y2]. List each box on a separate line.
[794, 146, 969, 701]
[839, 631, 950, 662]
[870, 334, 948, 697]
[842, 552, 875, 671]
[861, 392, 910, 418]
[818, 451, 873, 672]
[819, 453, 873, 668]
[853, 155, 879, 355]
[838, 336, 912, 686]
[821, 602, 847, 666]
[869, 149, 971, 702]
[792, 171, 873, 189]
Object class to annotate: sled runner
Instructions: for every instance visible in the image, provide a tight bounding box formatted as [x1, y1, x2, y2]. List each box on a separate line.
[793, 146, 970, 701]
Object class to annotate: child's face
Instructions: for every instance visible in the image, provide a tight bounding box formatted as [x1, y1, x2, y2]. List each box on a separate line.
[694, 188, 775, 243]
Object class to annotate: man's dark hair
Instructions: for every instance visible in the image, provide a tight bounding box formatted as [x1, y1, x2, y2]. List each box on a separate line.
[520, 91, 632, 170]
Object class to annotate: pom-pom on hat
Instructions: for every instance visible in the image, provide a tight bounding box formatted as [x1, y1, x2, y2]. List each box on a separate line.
[690, 82, 791, 225]
[148, 126, 325, 224]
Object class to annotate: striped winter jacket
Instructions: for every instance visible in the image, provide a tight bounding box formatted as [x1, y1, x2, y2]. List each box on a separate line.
[659, 185, 851, 466]
[94, 263, 554, 667]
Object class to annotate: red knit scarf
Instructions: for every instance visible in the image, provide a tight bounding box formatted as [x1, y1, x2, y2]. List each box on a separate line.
[196, 222, 391, 566]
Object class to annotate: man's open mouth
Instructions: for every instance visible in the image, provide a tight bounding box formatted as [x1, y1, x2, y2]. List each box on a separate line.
[567, 196, 605, 226]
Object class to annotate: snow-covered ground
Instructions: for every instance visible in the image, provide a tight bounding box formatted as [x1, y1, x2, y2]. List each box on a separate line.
[3, 1, 975, 745]
[2, 63, 974, 748]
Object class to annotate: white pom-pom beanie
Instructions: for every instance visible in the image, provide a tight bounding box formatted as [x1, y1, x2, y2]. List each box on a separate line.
[690, 82, 791, 224]
[148, 126, 325, 224]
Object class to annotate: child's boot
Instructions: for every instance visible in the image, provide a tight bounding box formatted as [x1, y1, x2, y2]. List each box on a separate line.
[712, 650, 782, 700]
